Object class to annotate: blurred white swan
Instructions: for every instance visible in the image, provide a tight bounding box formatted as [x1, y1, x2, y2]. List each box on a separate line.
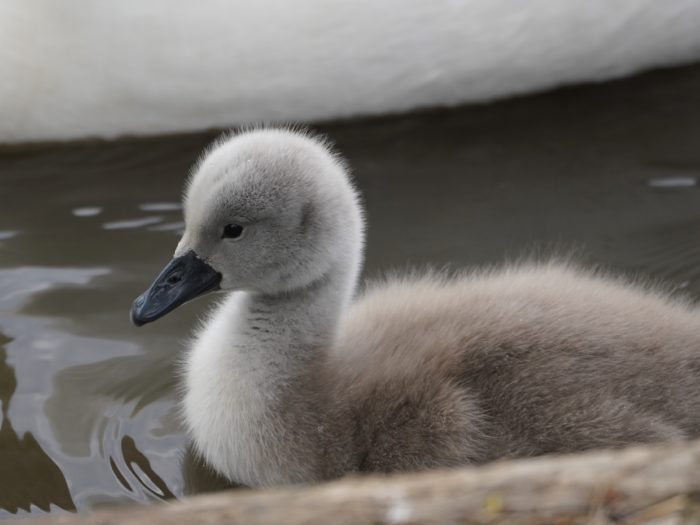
[1, 0, 700, 143]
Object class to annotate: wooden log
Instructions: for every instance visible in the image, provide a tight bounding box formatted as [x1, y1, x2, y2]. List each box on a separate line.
[25, 439, 700, 525]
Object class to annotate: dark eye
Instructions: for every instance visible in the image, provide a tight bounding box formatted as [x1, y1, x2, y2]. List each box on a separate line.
[222, 223, 244, 239]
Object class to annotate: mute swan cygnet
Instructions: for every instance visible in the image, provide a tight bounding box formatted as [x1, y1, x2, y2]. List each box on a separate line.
[132, 128, 700, 487]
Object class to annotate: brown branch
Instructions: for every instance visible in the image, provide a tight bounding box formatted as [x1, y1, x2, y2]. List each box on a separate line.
[25, 439, 700, 525]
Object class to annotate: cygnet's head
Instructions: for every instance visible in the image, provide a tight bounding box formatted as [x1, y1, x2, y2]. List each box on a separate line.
[131, 128, 364, 326]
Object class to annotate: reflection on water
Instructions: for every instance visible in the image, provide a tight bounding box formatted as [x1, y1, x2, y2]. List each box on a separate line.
[648, 176, 698, 188]
[72, 207, 103, 217]
[147, 221, 185, 233]
[117, 436, 174, 500]
[0, 335, 74, 513]
[0, 231, 18, 241]
[103, 217, 164, 230]
[0, 62, 699, 516]
[139, 203, 182, 212]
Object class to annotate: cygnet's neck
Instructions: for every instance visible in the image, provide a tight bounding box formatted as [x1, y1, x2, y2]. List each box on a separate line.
[247, 267, 351, 354]
[183, 257, 358, 486]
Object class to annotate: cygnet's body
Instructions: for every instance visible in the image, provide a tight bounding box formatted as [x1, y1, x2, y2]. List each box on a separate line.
[132, 128, 700, 488]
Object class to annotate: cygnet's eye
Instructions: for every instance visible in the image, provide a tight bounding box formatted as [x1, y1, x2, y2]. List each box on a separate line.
[222, 224, 244, 240]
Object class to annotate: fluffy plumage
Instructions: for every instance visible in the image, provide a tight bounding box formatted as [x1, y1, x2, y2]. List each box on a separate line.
[169, 128, 700, 487]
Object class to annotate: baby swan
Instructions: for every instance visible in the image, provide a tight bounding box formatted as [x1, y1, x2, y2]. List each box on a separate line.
[132, 128, 700, 487]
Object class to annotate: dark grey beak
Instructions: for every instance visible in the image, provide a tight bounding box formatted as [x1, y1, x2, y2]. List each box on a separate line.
[131, 250, 222, 326]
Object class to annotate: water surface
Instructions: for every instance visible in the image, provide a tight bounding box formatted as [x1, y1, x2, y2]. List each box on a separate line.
[1, 63, 699, 516]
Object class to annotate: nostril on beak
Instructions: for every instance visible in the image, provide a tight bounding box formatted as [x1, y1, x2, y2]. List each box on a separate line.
[166, 273, 182, 285]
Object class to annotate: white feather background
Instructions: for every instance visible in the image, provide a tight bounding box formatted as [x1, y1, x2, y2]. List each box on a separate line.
[1, 0, 700, 143]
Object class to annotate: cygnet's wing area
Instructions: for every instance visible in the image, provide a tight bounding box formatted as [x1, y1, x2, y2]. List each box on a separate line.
[331, 263, 700, 470]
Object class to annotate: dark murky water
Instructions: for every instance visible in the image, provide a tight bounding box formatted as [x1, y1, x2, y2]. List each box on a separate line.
[1, 63, 699, 516]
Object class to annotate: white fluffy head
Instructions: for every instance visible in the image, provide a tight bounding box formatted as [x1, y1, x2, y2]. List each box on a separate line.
[176, 128, 364, 295]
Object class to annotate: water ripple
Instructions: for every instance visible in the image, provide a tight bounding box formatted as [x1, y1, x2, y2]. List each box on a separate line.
[139, 203, 182, 212]
[102, 217, 163, 230]
[72, 207, 103, 217]
[0, 231, 18, 241]
[647, 176, 698, 188]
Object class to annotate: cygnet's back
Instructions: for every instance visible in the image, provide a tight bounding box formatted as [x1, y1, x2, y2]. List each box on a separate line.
[332, 262, 700, 472]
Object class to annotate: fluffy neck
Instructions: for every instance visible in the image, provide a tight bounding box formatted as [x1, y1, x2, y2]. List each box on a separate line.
[183, 257, 358, 486]
[250, 267, 351, 352]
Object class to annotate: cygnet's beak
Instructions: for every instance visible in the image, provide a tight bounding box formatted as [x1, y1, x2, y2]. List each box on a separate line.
[131, 250, 222, 326]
